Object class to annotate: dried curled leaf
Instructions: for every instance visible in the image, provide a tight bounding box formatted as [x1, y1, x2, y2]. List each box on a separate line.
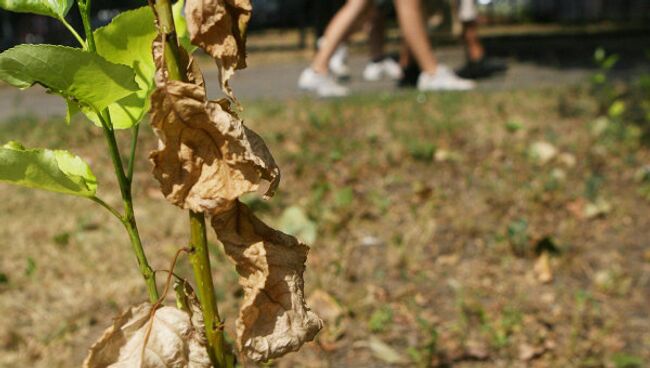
[185, 0, 251, 98]
[150, 10, 321, 362]
[84, 303, 211, 368]
[211, 201, 323, 362]
[149, 40, 279, 215]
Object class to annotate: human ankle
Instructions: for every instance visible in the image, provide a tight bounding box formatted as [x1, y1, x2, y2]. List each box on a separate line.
[371, 55, 385, 63]
[468, 47, 484, 62]
[422, 64, 437, 75]
[311, 65, 328, 75]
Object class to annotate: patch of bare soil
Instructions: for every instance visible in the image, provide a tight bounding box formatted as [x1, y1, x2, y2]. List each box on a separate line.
[0, 85, 648, 367]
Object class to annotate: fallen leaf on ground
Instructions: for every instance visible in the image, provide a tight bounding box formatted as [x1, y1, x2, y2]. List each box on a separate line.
[465, 338, 489, 360]
[529, 141, 558, 165]
[558, 152, 577, 167]
[518, 342, 545, 361]
[211, 201, 322, 362]
[534, 238, 556, 283]
[307, 290, 343, 324]
[366, 336, 409, 365]
[84, 303, 211, 368]
[308, 290, 346, 350]
[584, 198, 612, 219]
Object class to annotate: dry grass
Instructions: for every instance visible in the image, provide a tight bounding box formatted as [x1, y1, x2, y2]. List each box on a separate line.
[0, 85, 649, 367]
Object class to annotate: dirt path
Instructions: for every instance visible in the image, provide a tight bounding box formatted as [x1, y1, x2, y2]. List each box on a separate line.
[0, 46, 595, 123]
[2, 34, 648, 123]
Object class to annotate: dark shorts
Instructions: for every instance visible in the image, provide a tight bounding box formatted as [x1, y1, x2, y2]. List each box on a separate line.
[375, 0, 393, 12]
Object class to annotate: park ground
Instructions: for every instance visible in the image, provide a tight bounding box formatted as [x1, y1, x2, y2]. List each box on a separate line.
[0, 31, 649, 367]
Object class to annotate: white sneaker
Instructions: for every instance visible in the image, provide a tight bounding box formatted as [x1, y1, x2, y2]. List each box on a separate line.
[363, 58, 404, 81]
[417, 65, 476, 91]
[298, 68, 349, 97]
[318, 37, 350, 79]
[330, 44, 350, 79]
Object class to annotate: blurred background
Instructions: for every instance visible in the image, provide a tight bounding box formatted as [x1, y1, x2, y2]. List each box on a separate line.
[1, 0, 650, 48]
[0, 1, 649, 367]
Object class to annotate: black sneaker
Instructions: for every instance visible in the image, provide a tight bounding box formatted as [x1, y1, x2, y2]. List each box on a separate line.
[398, 60, 421, 88]
[456, 57, 508, 80]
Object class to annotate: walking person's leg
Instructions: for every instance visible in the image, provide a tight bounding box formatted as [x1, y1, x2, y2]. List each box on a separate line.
[367, 5, 385, 62]
[363, 3, 403, 81]
[456, 0, 508, 79]
[313, 0, 346, 40]
[312, 0, 371, 74]
[393, 0, 475, 90]
[299, 0, 371, 97]
[393, 0, 438, 74]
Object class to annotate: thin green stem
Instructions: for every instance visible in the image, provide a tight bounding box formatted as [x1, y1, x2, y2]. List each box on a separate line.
[77, 0, 95, 51]
[188, 211, 227, 367]
[123, 201, 159, 303]
[152, 0, 185, 82]
[90, 196, 123, 221]
[59, 17, 86, 48]
[127, 124, 140, 185]
[79, 0, 159, 302]
[97, 112, 159, 302]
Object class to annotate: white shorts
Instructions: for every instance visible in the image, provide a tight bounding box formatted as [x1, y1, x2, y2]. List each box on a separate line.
[458, 0, 478, 22]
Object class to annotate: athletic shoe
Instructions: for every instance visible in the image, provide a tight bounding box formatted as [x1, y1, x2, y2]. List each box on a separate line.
[456, 57, 508, 79]
[317, 37, 350, 80]
[363, 57, 404, 81]
[329, 44, 350, 79]
[417, 65, 476, 91]
[398, 60, 421, 88]
[298, 68, 349, 97]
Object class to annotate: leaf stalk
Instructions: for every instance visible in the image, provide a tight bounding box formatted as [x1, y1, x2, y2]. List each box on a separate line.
[90, 196, 123, 221]
[60, 17, 87, 48]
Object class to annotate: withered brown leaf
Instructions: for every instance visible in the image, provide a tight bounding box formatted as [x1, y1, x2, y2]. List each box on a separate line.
[150, 16, 320, 363]
[149, 40, 279, 215]
[84, 303, 211, 368]
[211, 201, 323, 362]
[185, 0, 251, 98]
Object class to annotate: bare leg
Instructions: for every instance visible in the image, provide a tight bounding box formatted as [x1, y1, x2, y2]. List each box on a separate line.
[455, 0, 507, 79]
[398, 41, 411, 68]
[367, 5, 385, 61]
[462, 20, 484, 61]
[311, 0, 371, 74]
[393, 0, 437, 74]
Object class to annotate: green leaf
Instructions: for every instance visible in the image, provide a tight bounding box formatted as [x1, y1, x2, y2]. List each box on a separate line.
[0, 45, 139, 114]
[93, 6, 156, 129]
[89, 2, 191, 129]
[608, 100, 626, 119]
[0, 0, 73, 19]
[0, 141, 97, 197]
[602, 54, 619, 70]
[173, 0, 194, 52]
[594, 47, 605, 63]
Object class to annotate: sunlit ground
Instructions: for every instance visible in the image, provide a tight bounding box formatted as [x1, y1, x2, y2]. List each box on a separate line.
[0, 81, 649, 367]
